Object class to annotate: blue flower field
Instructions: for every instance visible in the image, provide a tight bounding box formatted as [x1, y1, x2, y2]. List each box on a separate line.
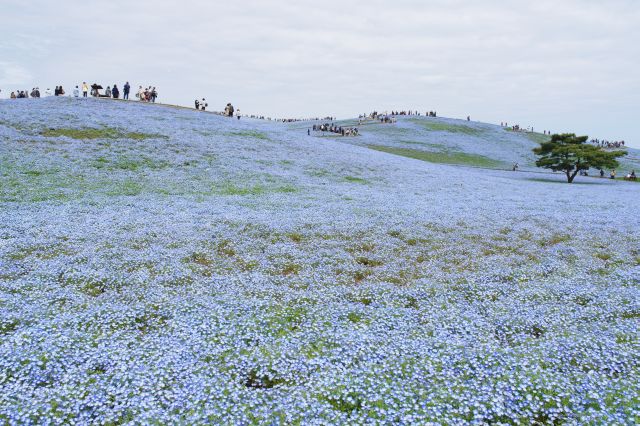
[0, 97, 638, 424]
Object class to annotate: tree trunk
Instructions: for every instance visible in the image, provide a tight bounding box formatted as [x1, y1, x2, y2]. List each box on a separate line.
[567, 169, 579, 183]
[566, 170, 573, 183]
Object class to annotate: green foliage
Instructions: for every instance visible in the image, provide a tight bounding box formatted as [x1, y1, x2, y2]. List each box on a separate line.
[533, 133, 627, 183]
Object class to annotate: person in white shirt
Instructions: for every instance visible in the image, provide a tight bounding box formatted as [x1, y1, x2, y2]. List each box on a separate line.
[73, 86, 80, 97]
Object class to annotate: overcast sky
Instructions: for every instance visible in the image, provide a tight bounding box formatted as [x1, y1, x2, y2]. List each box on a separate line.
[1, 0, 639, 146]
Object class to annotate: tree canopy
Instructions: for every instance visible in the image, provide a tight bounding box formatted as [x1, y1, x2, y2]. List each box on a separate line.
[533, 133, 627, 183]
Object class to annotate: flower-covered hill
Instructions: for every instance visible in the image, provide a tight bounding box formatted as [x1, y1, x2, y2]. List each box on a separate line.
[0, 97, 639, 424]
[305, 114, 640, 172]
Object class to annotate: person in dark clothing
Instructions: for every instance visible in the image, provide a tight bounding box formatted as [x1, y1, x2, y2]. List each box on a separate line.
[112, 85, 120, 99]
[123, 82, 130, 100]
[195, 99, 200, 110]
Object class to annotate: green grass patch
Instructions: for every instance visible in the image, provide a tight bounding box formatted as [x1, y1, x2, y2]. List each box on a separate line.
[106, 180, 144, 196]
[538, 233, 571, 247]
[0, 318, 19, 335]
[217, 184, 266, 196]
[216, 239, 236, 257]
[286, 232, 304, 243]
[280, 262, 302, 276]
[523, 132, 551, 145]
[355, 256, 383, 267]
[185, 252, 215, 267]
[412, 120, 485, 136]
[215, 182, 297, 196]
[344, 176, 368, 184]
[227, 131, 270, 140]
[91, 156, 169, 171]
[368, 145, 503, 168]
[41, 127, 166, 141]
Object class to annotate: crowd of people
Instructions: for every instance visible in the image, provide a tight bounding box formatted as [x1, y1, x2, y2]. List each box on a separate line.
[67, 82, 134, 100]
[364, 110, 431, 119]
[390, 110, 421, 116]
[595, 169, 636, 180]
[10, 81, 139, 101]
[223, 103, 235, 117]
[241, 115, 335, 122]
[8, 87, 64, 98]
[195, 98, 208, 111]
[136, 86, 158, 102]
[378, 116, 397, 124]
[591, 139, 625, 149]
[10, 90, 34, 98]
[499, 123, 554, 134]
[311, 123, 359, 137]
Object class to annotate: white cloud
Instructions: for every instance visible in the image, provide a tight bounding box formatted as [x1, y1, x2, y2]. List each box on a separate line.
[0, 62, 33, 86]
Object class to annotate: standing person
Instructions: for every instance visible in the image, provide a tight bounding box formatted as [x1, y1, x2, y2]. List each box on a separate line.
[10, 91, 16, 99]
[200, 99, 207, 111]
[73, 86, 80, 97]
[151, 87, 157, 103]
[112, 84, 119, 99]
[59, 86, 65, 96]
[82, 82, 89, 97]
[137, 86, 144, 101]
[54, 86, 60, 96]
[123, 82, 130, 100]
[105, 86, 112, 97]
[195, 99, 200, 110]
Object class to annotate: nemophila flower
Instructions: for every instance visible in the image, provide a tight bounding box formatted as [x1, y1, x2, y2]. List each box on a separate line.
[0, 97, 639, 424]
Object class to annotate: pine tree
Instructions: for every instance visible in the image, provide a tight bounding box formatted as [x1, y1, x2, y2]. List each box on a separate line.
[533, 133, 627, 183]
